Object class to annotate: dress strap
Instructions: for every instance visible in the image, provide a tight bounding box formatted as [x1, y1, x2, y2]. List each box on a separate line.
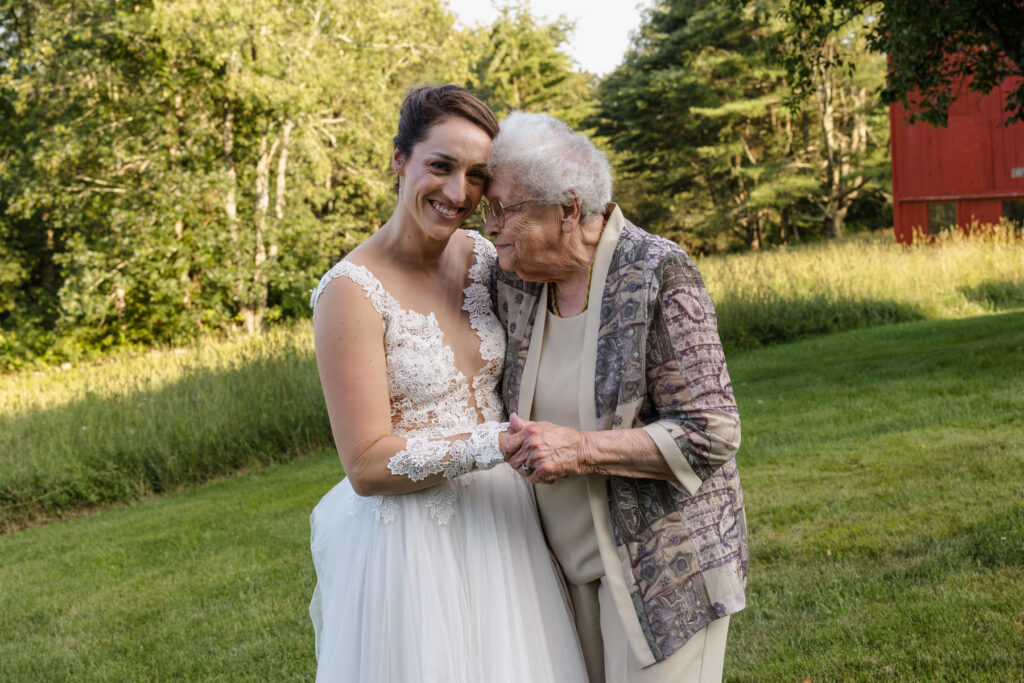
[466, 231, 496, 288]
[462, 232, 502, 363]
[310, 260, 393, 323]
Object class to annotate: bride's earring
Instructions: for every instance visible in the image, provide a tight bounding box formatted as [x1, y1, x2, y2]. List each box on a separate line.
[392, 149, 406, 187]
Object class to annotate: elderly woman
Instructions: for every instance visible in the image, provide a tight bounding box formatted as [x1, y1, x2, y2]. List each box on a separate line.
[485, 112, 747, 683]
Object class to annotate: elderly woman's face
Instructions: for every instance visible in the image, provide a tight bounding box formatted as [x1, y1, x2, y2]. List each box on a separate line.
[484, 176, 566, 282]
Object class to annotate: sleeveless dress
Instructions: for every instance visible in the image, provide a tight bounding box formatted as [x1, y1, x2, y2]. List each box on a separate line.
[308, 232, 588, 683]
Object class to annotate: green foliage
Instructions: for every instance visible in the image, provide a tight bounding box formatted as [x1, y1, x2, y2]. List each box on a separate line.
[593, 0, 891, 250]
[593, 0, 795, 250]
[0, 0, 466, 359]
[0, 0, 599, 365]
[771, 0, 1024, 126]
[1, 0, 914, 362]
[467, 2, 594, 127]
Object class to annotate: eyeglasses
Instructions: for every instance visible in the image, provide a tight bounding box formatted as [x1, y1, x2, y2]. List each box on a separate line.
[479, 198, 535, 228]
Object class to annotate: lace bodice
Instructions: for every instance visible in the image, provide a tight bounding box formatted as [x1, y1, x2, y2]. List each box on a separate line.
[310, 232, 507, 523]
[311, 231, 505, 435]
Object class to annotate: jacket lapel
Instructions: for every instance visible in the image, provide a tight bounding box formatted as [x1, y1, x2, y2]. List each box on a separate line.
[578, 204, 624, 430]
[515, 283, 547, 422]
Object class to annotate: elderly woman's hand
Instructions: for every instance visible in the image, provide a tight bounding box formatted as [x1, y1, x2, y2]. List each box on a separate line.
[501, 413, 592, 484]
[501, 413, 684, 484]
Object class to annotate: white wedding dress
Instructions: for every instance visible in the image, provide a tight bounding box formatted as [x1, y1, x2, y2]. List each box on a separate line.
[308, 232, 588, 683]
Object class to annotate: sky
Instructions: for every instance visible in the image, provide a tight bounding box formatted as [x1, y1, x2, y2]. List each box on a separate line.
[444, 0, 651, 76]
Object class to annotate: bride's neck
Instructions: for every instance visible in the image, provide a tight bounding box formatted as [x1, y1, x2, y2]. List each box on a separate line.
[376, 215, 453, 272]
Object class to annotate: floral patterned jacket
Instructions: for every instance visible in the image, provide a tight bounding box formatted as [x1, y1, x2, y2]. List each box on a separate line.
[492, 205, 748, 666]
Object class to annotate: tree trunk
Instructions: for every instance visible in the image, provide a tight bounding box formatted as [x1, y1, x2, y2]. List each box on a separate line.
[222, 102, 245, 325]
[780, 206, 799, 244]
[244, 131, 278, 334]
[825, 209, 845, 240]
[42, 225, 55, 295]
[817, 37, 843, 240]
[275, 119, 293, 220]
[175, 219, 190, 308]
[222, 104, 239, 240]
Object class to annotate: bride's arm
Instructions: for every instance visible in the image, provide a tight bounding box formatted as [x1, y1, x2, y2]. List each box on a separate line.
[313, 275, 506, 497]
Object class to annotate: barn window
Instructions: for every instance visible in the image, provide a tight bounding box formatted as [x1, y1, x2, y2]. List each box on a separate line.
[927, 203, 957, 234]
[1003, 200, 1024, 233]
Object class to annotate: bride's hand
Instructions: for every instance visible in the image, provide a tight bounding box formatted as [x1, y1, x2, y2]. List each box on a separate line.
[501, 413, 591, 484]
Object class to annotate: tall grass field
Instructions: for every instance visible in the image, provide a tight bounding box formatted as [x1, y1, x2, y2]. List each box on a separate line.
[2, 230, 1021, 529]
[699, 228, 1024, 349]
[2, 311, 1021, 680]
[0, 327, 328, 531]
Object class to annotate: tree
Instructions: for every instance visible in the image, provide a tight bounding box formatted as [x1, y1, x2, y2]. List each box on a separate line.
[592, 0, 890, 248]
[467, 2, 594, 128]
[809, 26, 890, 238]
[772, 0, 1024, 125]
[0, 0, 465, 361]
[593, 0, 813, 251]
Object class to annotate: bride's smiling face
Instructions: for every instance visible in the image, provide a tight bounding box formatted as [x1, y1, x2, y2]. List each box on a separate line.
[394, 116, 492, 240]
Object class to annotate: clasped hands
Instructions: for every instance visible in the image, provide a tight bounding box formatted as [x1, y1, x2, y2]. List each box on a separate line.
[499, 413, 590, 484]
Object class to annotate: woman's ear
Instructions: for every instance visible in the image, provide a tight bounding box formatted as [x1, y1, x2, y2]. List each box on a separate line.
[392, 147, 406, 177]
[560, 195, 582, 232]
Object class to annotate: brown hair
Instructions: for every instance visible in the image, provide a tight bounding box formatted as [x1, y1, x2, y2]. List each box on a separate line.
[393, 85, 499, 163]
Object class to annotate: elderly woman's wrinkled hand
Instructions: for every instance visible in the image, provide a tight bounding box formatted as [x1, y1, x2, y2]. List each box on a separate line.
[501, 413, 590, 484]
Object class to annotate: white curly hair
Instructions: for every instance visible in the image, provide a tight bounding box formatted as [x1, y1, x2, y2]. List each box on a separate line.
[488, 111, 613, 222]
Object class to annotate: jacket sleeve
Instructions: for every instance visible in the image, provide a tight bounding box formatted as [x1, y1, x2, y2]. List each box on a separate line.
[640, 250, 741, 496]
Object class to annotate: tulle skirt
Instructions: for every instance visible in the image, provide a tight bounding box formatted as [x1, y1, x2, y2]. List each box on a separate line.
[309, 464, 589, 682]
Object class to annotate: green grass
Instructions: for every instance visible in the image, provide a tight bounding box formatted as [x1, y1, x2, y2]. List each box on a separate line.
[726, 311, 1024, 680]
[1, 312, 1021, 680]
[0, 451, 335, 681]
[0, 324, 331, 530]
[699, 228, 1024, 350]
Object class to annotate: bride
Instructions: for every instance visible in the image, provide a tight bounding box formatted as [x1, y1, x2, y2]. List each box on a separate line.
[308, 85, 588, 682]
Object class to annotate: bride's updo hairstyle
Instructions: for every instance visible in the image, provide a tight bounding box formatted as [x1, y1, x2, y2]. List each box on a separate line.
[393, 85, 499, 173]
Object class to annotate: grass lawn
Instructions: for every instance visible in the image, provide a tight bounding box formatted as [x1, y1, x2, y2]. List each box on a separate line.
[0, 452, 336, 681]
[726, 311, 1024, 680]
[1, 311, 1022, 680]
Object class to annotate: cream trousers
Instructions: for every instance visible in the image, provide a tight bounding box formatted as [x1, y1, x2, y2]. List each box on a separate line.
[567, 580, 730, 683]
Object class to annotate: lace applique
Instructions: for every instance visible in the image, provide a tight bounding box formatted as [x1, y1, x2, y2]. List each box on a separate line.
[426, 484, 458, 524]
[311, 232, 508, 525]
[463, 234, 506, 421]
[467, 421, 507, 470]
[345, 492, 399, 524]
[387, 421, 509, 483]
[388, 436, 458, 481]
[369, 495, 398, 524]
[310, 260, 391, 328]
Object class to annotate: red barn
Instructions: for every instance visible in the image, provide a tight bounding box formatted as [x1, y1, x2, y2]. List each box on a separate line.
[889, 79, 1024, 243]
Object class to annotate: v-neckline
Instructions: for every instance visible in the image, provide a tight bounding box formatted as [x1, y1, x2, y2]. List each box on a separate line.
[344, 234, 496, 386]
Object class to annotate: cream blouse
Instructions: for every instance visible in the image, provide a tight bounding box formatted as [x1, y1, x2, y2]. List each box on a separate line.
[532, 307, 604, 586]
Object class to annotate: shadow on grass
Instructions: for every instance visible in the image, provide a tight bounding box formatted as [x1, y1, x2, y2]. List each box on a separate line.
[732, 311, 1024, 462]
[0, 350, 331, 531]
[960, 279, 1024, 311]
[717, 296, 925, 351]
